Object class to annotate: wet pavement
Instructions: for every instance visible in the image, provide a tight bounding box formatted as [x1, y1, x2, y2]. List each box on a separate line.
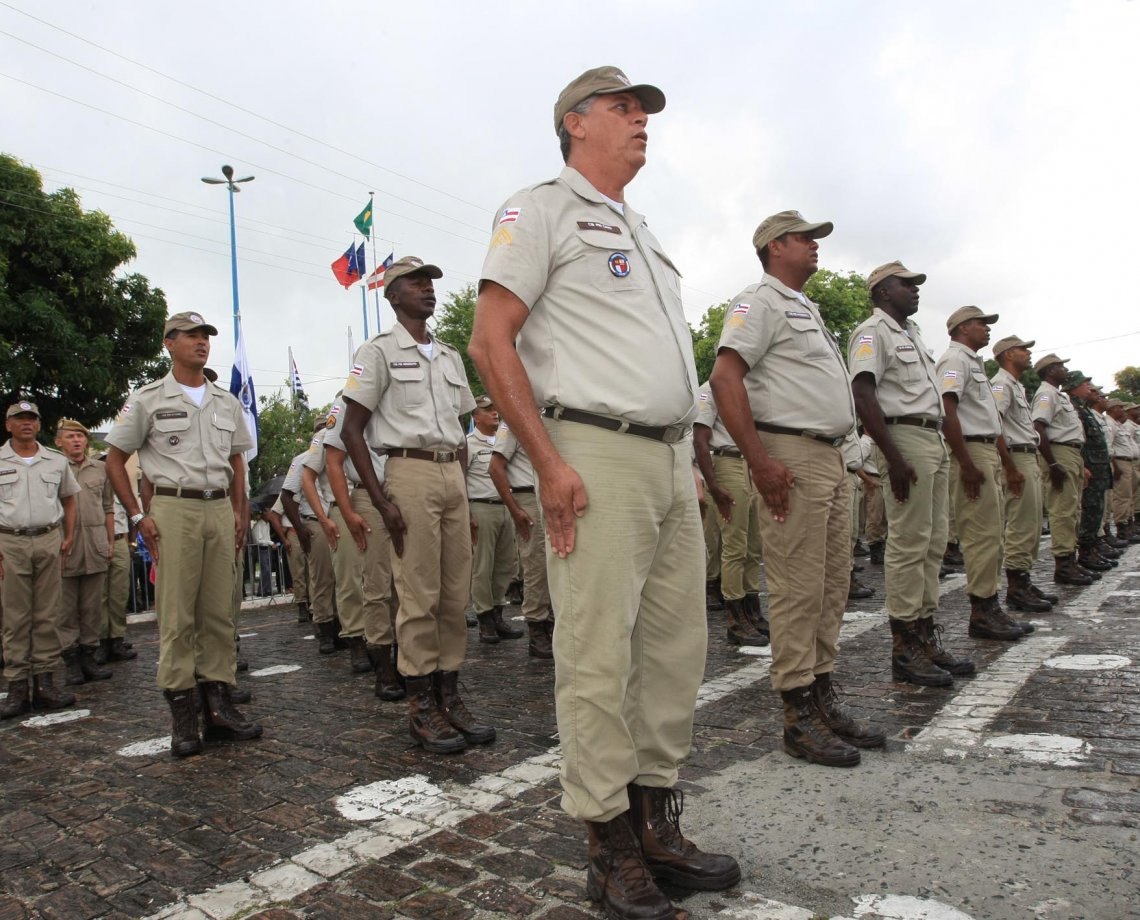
[1, 539, 1138, 920]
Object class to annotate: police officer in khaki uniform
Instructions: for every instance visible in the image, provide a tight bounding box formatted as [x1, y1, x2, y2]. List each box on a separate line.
[488, 414, 555, 658]
[1031, 354, 1092, 585]
[321, 396, 402, 700]
[989, 335, 1057, 613]
[341, 256, 494, 755]
[470, 66, 739, 920]
[97, 491, 137, 664]
[1105, 399, 1139, 541]
[106, 312, 261, 758]
[936, 307, 1028, 640]
[850, 262, 975, 687]
[860, 430, 887, 564]
[693, 381, 768, 647]
[712, 210, 885, 770]
[841, 430, 876, 600]
[0, 401, 79, 718]
[1126, 403, 1140, 528]
[54, 418, 115, 684]
[266, 495, 308, 621]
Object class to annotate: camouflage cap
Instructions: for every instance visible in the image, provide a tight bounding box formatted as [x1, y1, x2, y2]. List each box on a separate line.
[1062, 369, 1091, 391]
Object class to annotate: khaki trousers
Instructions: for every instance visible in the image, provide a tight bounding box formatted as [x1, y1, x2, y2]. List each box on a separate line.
[384, 458, 470, 677]
[302, 519, 335, 624]
[351, 488, 395, 646]
[754, 432, 850, 691]
[150, 496, 236, 691]
[713, 455, 763, 599]
[875, 426, 949, 622]
[863, 475, 886, 542]
[59, 572, 106, 648]
[702, 498, 721, 582]
[543, 420, 706, 823]
[101, 537, 130, 640]
[329, 505, 366, 638]
[950, 442, 1003, 598]
[1001, 451, 1043, 572]
[284, 532, 308, 606]
[1112, 459, 1135, 524]
[1039, 444, 1083, 557]
[848, 472, 863, 550]
[0, 529, 64, 679]
[1133, 459, 1140, 515]
[469, 501, 517, 614]
[513, 491, 552, 623]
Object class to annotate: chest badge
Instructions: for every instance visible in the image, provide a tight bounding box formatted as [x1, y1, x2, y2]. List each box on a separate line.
[168, 435, 181, 447]
[608, 252, 631, 278]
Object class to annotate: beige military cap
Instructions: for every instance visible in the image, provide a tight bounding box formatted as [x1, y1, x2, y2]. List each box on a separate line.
[6, 400, 40, 418]
[991, 335, 1035, 358]
[946, 305, 999, 332]
[474, 395, 494, 409]
[164, 311, 219, 338]
[1033, 353, 1068, 374]
[752, 210, 833, 251]
[383, 256, 443, 296]
[56, 418, 90, 435]
[866, 261, 927, 291]
[553, 65, 666, 134]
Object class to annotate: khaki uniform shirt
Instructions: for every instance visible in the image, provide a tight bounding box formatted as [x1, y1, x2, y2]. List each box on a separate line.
[717, 275, 855, 439]
[343, 324, 475, 450]
[465, 430, 499, 500]
[106, 373, 254, 490]
[479, 166, 697, 427]
[112, 495, 129, 536]
[841, 430, 864, 471]
[989, 368, 1039, 447]
[694, 382, 736, 451]
[859, 433, 880, 475]
[848, 308, 943, 421]
[299, 428, 337, 509]
[492, 420, 535, 489]
[62, 456, 113, 576]
[935, 342, 1001, 438]
[1126, 419, 1140, 458]
[1031, 381, 1084, 443]
[0, 442, 79, 529]
[283, 440, 330, 518]
[270, 495, 294, 532]
[320, 397, 386, 486]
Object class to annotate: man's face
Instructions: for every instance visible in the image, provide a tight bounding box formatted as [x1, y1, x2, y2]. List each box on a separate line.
[1005, 345, 1032, 374]
[473, 405, 499, 433]
[770, 232, 820, 279]
[1042, 364, 1067, 386]
[389, 274, 437, 321]
[1108, 406, 1125, 423]
[5, 413, 40, 442]
[165, 329, 211, 368]
[574, 92, 649, 173]
[1071, 381, 1093, 401]
[878, 275, 921, 316]
[56, 429, 89, 461]
[956, 318, 991, 351]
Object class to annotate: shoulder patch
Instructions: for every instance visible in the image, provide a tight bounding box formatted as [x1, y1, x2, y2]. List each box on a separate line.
[499, 207, 521, 224]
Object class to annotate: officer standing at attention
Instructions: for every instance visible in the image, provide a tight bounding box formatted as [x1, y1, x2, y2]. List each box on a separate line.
[466, 395, 524, 645]
[340, 256, 495, 755]
[1105, 399, 1140, 542]
[54, 418, 116, 684]
[988, 336, 1057, 613]
[860, 428, 887, 565]
[711, 210, 885, 768]
[1031, 355, 1093, 585]
[1066, 372, 1116, 573]
[935, 307, 1028, 641]
[266, 495, 309, 622]
[0, 401, 79, 718]
[97, 489, 138, 664]
[488, 414, 555, 658]
[850, 263, 975, 687]
[469, 66, 740, 920]
[105, 312, 261, 758]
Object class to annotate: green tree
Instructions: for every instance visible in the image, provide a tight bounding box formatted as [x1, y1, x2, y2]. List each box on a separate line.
[432, 282, 482, 396]
[803, 268, 872, 354]
[690, 302, 729, 383]
[248, 389, 328, 489]
[0, 154, 168, 433]
[1112, 366, 1140, 402]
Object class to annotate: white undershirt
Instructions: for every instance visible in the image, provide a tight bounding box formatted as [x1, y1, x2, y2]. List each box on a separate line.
[599, 192, 625, 215]
[417, 342, 433, 360]
[180, 383, 207, 407]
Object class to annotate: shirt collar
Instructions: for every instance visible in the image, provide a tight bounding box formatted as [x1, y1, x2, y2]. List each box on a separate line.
[391, 322, 433, 356]
[762, 273, 811, 304]
[559, 167, 644, 231]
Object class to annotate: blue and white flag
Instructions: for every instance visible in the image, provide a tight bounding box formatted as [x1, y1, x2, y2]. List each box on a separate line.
[230, 316, 258, 463]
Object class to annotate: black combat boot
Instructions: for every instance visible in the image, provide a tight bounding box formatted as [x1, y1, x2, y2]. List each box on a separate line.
[345, 636, 371, 673]
[491, 605, 524, 639]
[198, 681, 263, 741]
[705, 577, 725, 611]
[79, 645, 112, 681]
[585, 812, 676, 920]
[725, 598, 767, 647]
[1, 679, 29, 719]
[296, 601, 311, 624]
[943, 541, 965, 568]
[163, 688, 203, 758]
[890, 618, 953, 686]
[31, 673, 76, 710]
[433, 670, 495, 744]
[475, 610, 500, 644]
[61, 646, 85, 686]
[869, 540, 885, 565]
[107, 637, 137, 661]
[810, 672, 886, 748]
[914, 617, 975, 675]
[1054, 553, 1093, 586]
[967, 593, 1023, 641]
[848, 571, 874, 600]
[368, 644, 405, 701]
[1005, 570, 1051, 612]
[405, 674, 466, 754]
[527, 621, 553, 659]
[743, 593, 769, 638]
[316, 619, 338, 654]
[780, 685, 860, 767]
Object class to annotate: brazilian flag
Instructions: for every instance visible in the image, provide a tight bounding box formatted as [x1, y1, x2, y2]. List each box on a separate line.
[353, 198, 373, 239]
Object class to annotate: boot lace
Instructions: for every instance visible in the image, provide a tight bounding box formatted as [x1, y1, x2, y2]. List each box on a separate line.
[654, 788, 697, 854]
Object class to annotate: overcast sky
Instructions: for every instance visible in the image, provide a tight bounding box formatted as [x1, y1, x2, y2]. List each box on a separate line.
[4, 0, 1138, 413]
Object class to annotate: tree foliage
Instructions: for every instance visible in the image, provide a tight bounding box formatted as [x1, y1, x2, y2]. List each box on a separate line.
[803, 268, 872, 354]
[249, 389, 329, 489]
[432, 283, 483, 396]
[691, 302, 728, 384]
[0, 154, 169, 433]
[1112, 366, 1140, 402]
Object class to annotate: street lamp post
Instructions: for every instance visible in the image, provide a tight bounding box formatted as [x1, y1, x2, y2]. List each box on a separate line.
[201, 164, 254, 346]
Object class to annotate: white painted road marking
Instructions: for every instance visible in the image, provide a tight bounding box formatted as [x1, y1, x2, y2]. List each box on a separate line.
[249, 664, 302, 677]
[21, 709, 91, 728]
[118, 737, 170, 757]
[1043, 653, 1131, 671]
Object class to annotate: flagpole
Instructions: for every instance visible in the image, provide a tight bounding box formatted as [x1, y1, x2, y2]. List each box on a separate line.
[369, 192, 381, 331]
[361, 284, 369, 339]
[288, 345, 295, 406]
[347, 326, 355, 366]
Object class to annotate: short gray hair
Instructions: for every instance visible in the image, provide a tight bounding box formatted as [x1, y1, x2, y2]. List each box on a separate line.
[558, 96, 595, 163]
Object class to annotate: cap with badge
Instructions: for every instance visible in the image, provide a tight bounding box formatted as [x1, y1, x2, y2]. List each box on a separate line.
[6, 400, 40, 419]
[474, 395, 494, 409]
[383, 256, 443, 297]
[946, 305, 999, 333]
[752, 210, 833, 252]
[1062, 369, 1091, 392]
[1033, 353, 1068, 374]
[866, 261, 927, 291]
[553, 65, 666, 135]
[56, 418, 90, 435]
[991, 335, 1035, 358]
[164, 311, 219, 338]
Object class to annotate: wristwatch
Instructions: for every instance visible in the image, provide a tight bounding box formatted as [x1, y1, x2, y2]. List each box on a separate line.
[129, 512, 146, 527]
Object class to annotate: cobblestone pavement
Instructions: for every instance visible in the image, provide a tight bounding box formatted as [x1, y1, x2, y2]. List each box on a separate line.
[2, 540, 1138, 920]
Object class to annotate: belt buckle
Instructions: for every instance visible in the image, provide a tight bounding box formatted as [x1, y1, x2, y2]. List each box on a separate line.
[662, 426, 685, 444]
[201, 489, 221, 500]
[437, 451, 456, 463]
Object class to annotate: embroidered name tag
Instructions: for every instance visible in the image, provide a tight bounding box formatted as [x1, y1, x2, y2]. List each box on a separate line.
[389, 362, 420, 369]
[896, 344, 916, 352]
[156, 411, 188, 420]
[785, 311, 812, 320]
[577, 220, 622, 234]
[0, 467, 17, 479]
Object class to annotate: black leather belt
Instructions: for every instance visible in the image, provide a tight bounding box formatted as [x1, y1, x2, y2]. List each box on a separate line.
[114, 533, 128, 541]
[469, 497, 504, 505]
[541, 407, 688, 444]
[301, 514, 320, 522]
[884, 416, 942, 431]
[154, 486, 229, 500]
[0, 522, 60, 537]
[711, 446, 743, 458]
[387, 448, 458, 463]
[964, 435, 998, 444]
[1053, 441, 1083, 450]
[1009, 444, 1038, 454]
[754, 421, 845, 448]
[511, 485, 535, 494]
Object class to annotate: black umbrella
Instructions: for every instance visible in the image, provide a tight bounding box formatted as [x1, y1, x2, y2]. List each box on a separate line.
[250, 474, 286, 509]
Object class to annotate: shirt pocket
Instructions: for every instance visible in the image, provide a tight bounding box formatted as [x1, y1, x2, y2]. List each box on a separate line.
[442, 363, 469, 414]
[212, 415, 237, 454]
[895, 348, 923, 382]
[574, 230, 646, 293]
[970, 370, 990, 400]
[0, 467, 17, 500]
[390, 364, 426, 408]
[37, 468, 62, 499]
[154, 415, 193, 453]
[785, 313, 832, 359]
